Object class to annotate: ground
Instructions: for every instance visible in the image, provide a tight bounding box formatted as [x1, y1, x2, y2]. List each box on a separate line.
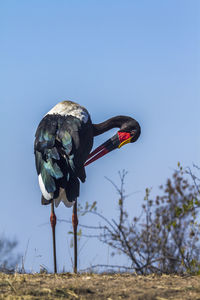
[0, 273, 200, 299]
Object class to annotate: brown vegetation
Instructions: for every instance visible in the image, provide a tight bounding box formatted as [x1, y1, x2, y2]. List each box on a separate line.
[1, 272, 200, 299]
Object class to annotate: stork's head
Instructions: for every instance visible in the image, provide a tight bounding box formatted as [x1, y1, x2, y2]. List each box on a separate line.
[117, 118, 141, 147]
[84, 117, 141, 166]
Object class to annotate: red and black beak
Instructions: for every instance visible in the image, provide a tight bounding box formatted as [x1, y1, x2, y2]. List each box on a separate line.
[84, 131, 135, 167]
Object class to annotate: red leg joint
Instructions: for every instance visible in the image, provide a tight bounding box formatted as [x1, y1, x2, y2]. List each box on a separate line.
[72, 213, 78, 229]
[50, 212, 57, 229]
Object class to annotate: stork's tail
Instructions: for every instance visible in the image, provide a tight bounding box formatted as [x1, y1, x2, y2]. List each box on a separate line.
[54, 188, 75, 208]
[41, 192, 76, 207]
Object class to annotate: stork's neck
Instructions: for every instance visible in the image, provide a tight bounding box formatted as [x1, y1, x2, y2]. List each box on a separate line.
[92, 116, 135, 136]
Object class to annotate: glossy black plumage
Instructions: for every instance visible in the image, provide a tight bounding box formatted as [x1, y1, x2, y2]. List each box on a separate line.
[34, 101, 141, 207]
[34, 112, 93, 205]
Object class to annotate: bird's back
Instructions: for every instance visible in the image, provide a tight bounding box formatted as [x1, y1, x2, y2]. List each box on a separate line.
[34, 101, 93, 207]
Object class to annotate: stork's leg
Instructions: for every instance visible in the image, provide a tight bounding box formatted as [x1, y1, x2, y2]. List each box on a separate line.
[50, 201, 57, 274]
[72, 200, 78, 273]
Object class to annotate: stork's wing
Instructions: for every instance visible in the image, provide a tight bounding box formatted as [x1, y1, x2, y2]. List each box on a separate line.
[34, 114, 93, 204]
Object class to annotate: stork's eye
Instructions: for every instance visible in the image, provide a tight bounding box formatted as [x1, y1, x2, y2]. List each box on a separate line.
[131, 130, 136, 136]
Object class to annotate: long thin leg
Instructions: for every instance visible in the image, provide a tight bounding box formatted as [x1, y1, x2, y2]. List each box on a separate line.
[72, 200, 78, 273]
[50, 201, 57, 273]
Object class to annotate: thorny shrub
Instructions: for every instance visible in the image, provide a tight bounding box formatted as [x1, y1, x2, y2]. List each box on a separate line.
[65, 164, 200, 274]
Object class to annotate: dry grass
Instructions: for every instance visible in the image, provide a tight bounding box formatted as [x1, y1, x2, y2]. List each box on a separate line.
[0, 272, 200, 299]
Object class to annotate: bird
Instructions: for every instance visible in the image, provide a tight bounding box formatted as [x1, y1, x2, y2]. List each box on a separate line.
[34, 100, 141, 273]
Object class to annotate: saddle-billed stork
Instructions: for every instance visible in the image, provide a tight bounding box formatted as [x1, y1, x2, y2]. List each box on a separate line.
[34, 100, 141, 273]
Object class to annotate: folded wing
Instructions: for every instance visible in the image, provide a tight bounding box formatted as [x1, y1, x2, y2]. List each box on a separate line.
[34, 113, 93, 207]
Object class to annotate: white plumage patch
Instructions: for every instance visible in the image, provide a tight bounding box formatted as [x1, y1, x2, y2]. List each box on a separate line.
[46, 100, 89, 123]
[38, 175, 75, 207]
[38, 174, 53, 200]
[54, 188, 75, 208]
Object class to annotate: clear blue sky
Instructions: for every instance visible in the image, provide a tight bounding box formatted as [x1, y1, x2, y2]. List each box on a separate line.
[0, 0, 199, 272]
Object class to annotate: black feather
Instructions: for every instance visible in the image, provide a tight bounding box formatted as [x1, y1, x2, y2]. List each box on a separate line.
[34, 113, 93, 204]
[41, 195, 52, 205]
